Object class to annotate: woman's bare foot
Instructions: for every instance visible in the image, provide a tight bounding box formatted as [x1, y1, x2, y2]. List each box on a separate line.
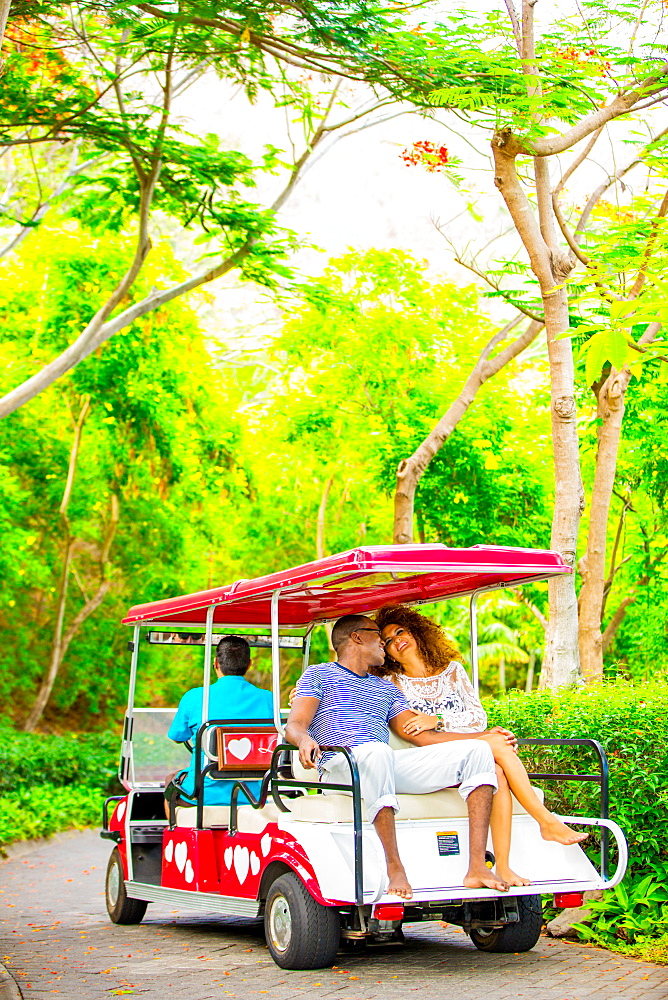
[463, 867, 509, 892]
[540, 815, 588, 846]
[495, 865, 531, 887]
[387, 862, 413, 899]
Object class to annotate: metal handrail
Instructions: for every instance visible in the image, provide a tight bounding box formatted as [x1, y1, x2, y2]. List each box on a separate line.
[191, 718, 277, 829]
[228, 742, 365, 906]
[518, 738, 610, 879]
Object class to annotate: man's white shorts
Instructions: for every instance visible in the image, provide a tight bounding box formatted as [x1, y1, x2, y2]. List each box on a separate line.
[321, 739, 497, 823]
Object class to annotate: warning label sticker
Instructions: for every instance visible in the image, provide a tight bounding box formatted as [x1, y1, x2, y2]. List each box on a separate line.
[436, 831, 460, 856]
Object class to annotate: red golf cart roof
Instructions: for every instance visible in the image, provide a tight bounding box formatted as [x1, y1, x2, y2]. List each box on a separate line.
[122, 544, 568, 629]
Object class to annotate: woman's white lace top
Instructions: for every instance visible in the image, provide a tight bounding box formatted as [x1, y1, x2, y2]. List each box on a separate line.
[396, 662, 487, 733]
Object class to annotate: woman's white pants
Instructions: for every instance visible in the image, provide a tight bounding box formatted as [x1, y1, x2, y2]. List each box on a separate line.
[321, 739, 497, 823]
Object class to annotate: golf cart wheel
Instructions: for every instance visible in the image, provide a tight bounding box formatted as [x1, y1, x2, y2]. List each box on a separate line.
[106, 847, 148, 925]
[469, 894, 543, 953]
[264, 872, 340, 969]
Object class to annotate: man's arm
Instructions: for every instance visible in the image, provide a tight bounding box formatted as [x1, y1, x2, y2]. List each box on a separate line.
[285, 697, 321, 769]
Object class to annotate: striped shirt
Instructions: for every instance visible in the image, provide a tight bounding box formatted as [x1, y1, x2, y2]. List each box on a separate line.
[294, 661, 410, 771]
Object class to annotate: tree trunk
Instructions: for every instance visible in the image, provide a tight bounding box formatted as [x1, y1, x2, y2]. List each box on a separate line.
[23, 398, 89, 731]
[578, 369, 630, 680]
[23, 537, 75, 731]
[499, 656, 506, 694]
[393, 315, 542, 543]
[316, 476, 333, 560]
[0, 0, 11, 58]
[492, 137, 582, 688]
[541, 279, 583, 688]
[525, 651, 535, 693]
[578, 324, 660, 679]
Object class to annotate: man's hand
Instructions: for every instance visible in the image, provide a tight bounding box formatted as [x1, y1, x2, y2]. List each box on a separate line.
[285, 694, 321, 766]
[297, 735, 321, 770]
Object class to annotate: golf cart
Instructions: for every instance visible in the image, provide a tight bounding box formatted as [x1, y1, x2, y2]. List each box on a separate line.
[101, 544, 627, 970]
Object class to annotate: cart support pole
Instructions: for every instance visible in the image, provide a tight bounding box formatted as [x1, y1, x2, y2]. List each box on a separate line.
[469, 593, 480, 695]
[122, 623, 141, 788]
[196, 605, 215, 830]
[202, 604, 215, 725]
[271, 590, 284, 736]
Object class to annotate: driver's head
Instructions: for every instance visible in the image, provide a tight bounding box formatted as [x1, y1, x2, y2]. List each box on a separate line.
[331, 614, 385, 666]
[215, 635, 251, 676]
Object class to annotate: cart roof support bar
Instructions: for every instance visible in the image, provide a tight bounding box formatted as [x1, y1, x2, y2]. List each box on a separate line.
[271, 590, 284, 736]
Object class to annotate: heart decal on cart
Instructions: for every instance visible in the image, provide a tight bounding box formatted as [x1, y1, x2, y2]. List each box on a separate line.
[260, 833, 271, 857]
[224, 846, 233, 869]
[175, 841, 188, 873]
[250, 851, 260, 876]
[233, 845, 250, 884]
[116, 801, 126, 821]
[164, 840, 174, 863]
[227, 737, 252, 761]
[185, 859, 194, 884]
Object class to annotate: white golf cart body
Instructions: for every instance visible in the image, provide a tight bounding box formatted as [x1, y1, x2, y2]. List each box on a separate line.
[101, 544, 627, 968]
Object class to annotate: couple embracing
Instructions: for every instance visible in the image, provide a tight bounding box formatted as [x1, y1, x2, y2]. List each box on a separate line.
[286, 606, 586, 900]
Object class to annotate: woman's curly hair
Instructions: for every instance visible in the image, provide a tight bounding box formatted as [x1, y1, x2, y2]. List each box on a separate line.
[372, 604, 462, 677]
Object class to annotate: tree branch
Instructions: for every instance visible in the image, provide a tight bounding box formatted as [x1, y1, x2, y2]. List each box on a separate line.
[0, 73, 352, 417]
[512, 588, 548, 629]
[0, 0, 11, 59]
[628, 187, 668, 298]
[553, 127, 604, 198]
[601, 595, 635, 653]
[450, 253, 544, 321]
[394, 315, 543, 542]
[529, 65, 668, 156]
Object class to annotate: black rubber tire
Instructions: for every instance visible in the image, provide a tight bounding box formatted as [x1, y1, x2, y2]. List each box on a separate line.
[264, 872, 340, 970]
[469, 894, 543, 953]
[105, 847, 148, 925]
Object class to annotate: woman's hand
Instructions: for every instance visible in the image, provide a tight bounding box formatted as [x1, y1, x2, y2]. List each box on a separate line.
[488, 725, 518, 748]
[403, 711, 438, 736]
[479, 727, 519, 757]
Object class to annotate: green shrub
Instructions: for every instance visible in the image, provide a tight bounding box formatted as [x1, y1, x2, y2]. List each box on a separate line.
[0, 783, 104, 852]
[572, 873, 668, 946]
[0, 725, 120, 795]
[485, 679, 668, 877]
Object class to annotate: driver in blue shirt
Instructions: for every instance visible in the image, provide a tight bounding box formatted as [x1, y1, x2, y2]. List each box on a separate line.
[166, 635, 273, 812]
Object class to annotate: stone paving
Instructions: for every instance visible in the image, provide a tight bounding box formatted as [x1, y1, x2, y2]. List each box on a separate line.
[1, 830, 667, 999]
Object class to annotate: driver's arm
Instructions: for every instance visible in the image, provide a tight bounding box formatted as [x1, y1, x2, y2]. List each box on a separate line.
[286, 697, 321, 769]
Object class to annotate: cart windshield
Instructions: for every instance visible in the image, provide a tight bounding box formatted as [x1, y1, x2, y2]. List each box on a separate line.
[129, 708, 191, 787]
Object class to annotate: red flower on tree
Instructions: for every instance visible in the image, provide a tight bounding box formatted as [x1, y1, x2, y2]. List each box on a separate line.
[400, 140, 450, 173]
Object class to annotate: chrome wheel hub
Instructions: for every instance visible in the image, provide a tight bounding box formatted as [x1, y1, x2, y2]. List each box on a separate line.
[107, 862, 120, 906]
[268, 894, 292, 952]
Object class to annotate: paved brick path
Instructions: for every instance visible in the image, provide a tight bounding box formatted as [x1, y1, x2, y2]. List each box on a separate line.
[1, 830, 667, 999]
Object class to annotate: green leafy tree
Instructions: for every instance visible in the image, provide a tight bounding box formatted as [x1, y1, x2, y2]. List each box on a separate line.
[0, 1, 406, 416]
[0, 220, 244, 727]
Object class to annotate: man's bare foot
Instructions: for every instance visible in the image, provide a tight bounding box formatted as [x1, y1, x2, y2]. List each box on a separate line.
[463, 868, 509, 892]
[387, 862, 413, 899]
[540, 815, 588, 846]
[495, 865, 530, 887]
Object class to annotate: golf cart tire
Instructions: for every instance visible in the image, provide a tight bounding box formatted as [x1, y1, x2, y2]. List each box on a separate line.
[105, 847, 148, 925]
[264, 872, 340, 970]
[469, 894, 543, 953]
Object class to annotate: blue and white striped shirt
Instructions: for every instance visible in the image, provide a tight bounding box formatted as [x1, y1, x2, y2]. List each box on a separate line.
[294, 661, 410, 770]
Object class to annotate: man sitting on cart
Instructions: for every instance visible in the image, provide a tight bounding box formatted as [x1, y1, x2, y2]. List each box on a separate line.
[165, 635, 273, 815]
[287, 615, 513, 900]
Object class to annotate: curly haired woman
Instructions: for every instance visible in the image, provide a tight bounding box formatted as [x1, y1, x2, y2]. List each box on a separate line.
[372, 604, 587, 887]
